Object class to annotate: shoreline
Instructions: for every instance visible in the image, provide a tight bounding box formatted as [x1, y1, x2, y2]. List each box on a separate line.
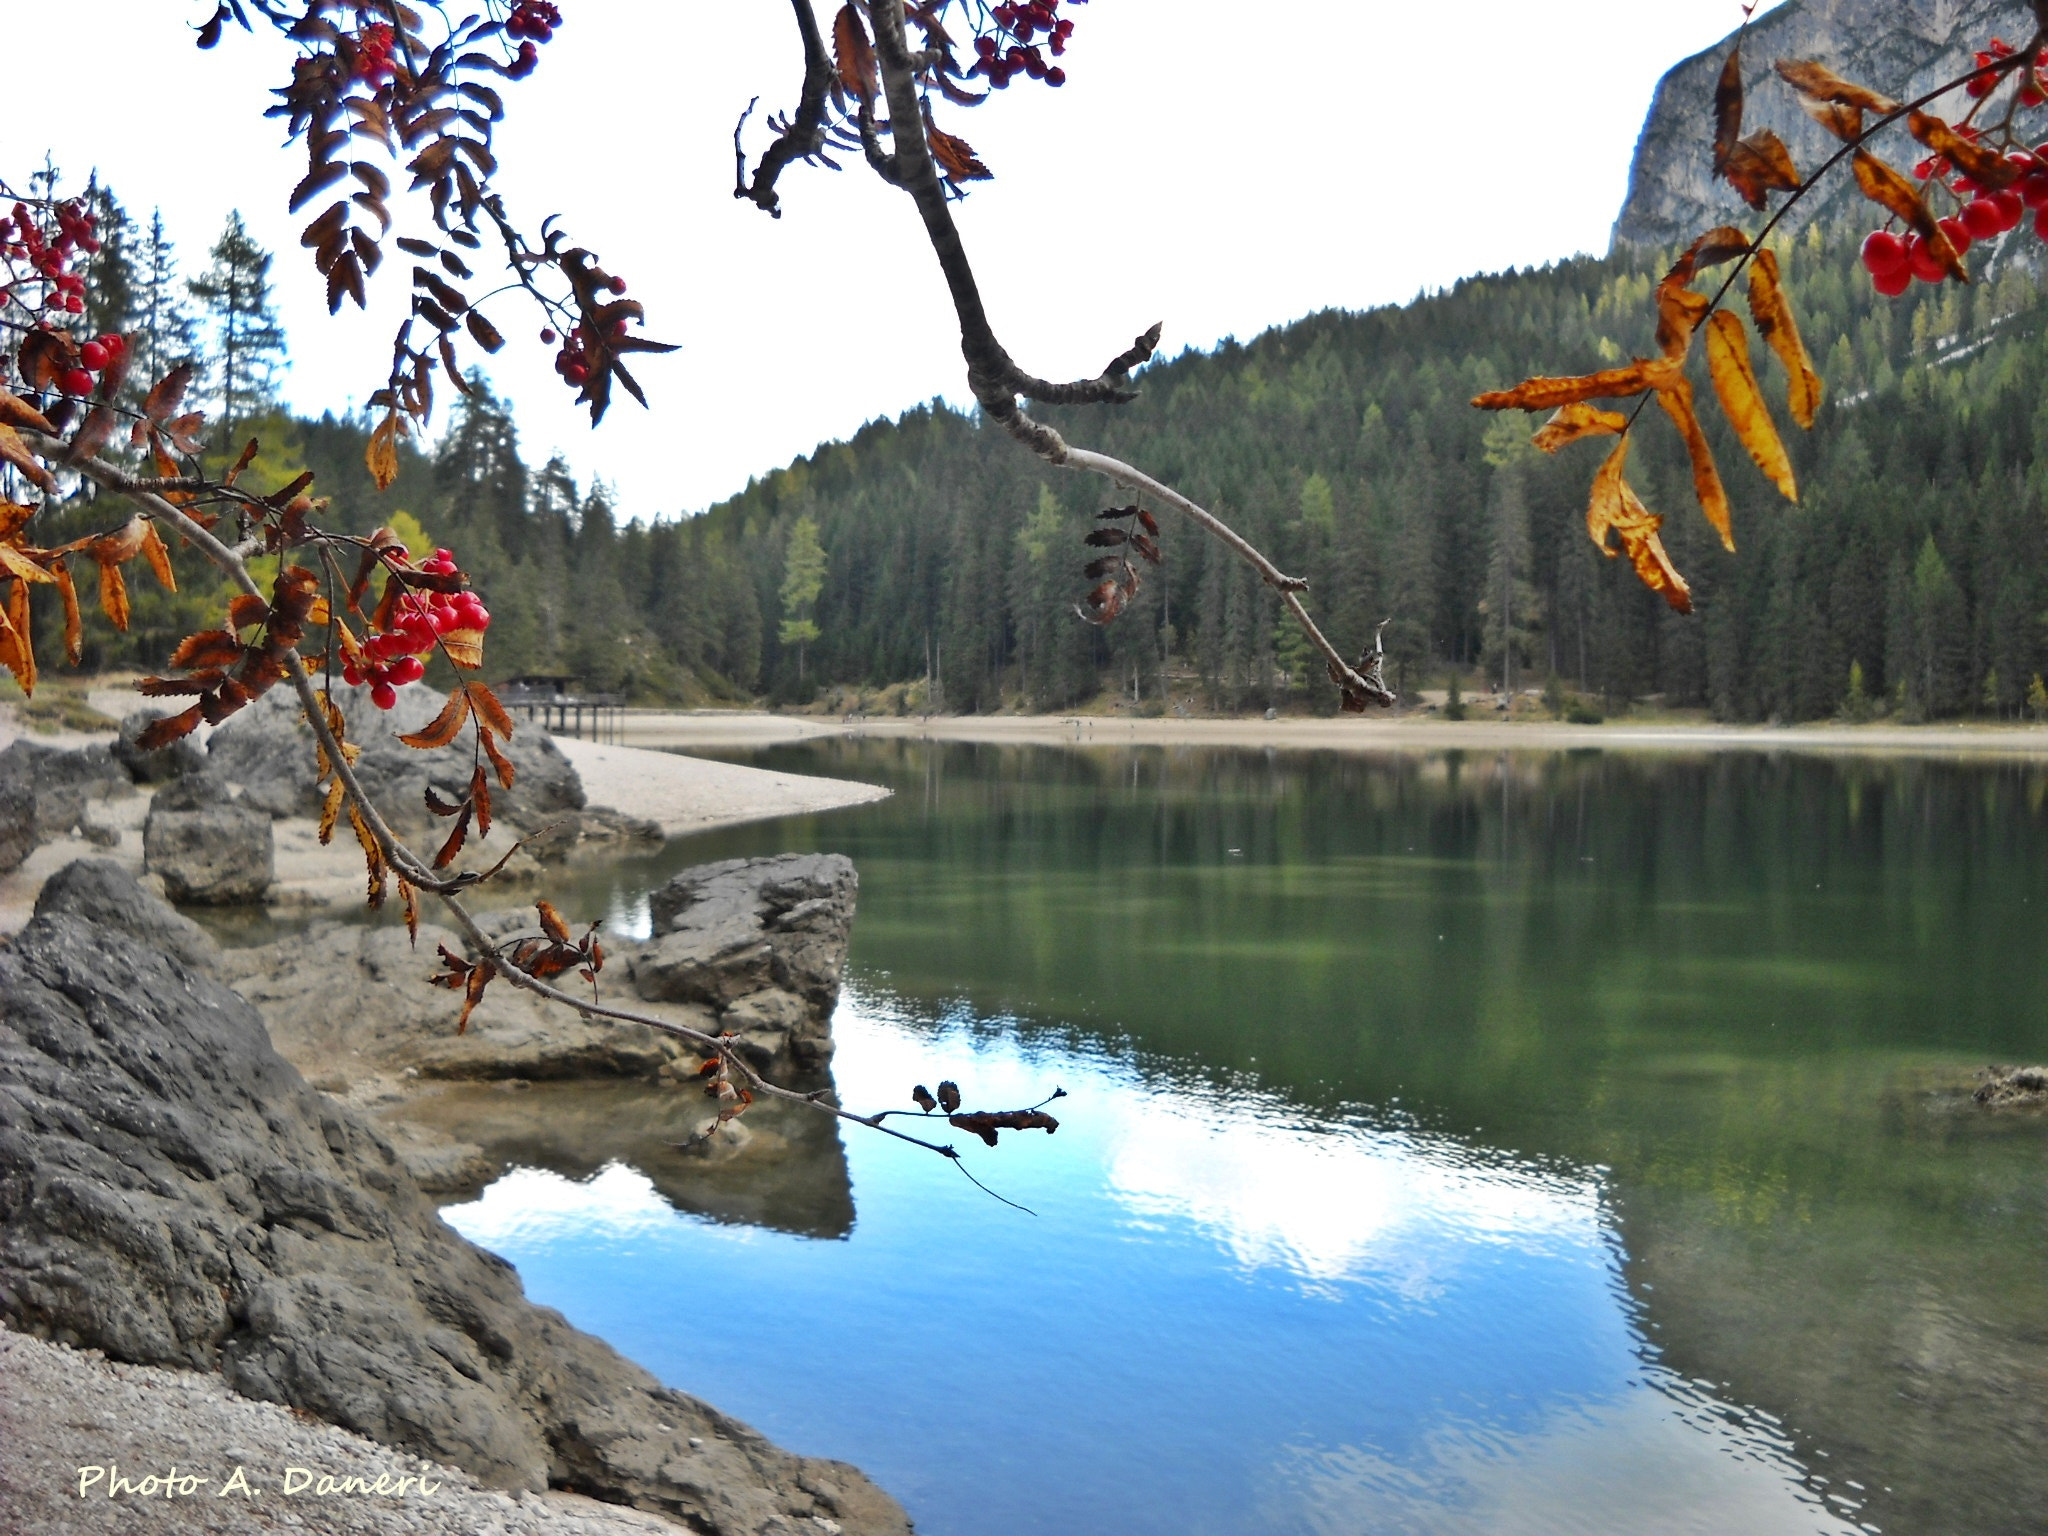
[588, 708, 2048, 760]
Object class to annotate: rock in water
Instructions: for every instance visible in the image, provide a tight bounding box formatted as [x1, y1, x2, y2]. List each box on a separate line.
[202, 680, 584, 832]
[143, 779, 275, 905]
[1612, 0, 2030, 250]
[632, 854, 858, 1078]
[0, 781, 32, 875]
[0, 867, 910, 1535]
[0, 738, 133, 842]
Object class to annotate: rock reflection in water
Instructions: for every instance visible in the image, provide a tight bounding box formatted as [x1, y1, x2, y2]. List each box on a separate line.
[402, 1079, 854, 1238]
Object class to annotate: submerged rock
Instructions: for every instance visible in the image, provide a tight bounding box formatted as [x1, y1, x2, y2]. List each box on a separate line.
[0, 867, 909, 1534]
[1973, 1065, 2048, 1108]
[143, 778, 275, 905]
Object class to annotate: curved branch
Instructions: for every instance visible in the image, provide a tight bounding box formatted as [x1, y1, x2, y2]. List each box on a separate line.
[735, 0, 838, 217]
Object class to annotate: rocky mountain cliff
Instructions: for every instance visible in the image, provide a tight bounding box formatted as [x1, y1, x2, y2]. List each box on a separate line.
[1613, 0, 2035, 249]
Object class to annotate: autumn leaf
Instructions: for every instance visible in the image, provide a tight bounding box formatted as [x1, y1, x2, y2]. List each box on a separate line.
[466, 680, 515, 738]
[400, 686, 470, 749]
[537, 900, 571, 944]
[912, 1084, 938, 1113]
[1587, 437, 1692, 613]
[1532, 403, 1628, 454]
[0, 389, 55, 436]
[948, 1109, 1060, 1147]
[0, 425, 56, 494]
[0, 584, 33, 694]
[138, 522, 177, 592]
[367, 408, 403, 492]
[937, 1080, 963, 1114]
[479, 725, 517, 790]
[1747, 250, 1822, 428]
[1722, 131, 1801, 209]
[1704, 311, 1797, 502]
[399, 879, 419, 948]
[52, 560, 80, 664]
[1473, 357, 1680, 413]
[923, 109, 992, 183]
[1656, 377, 1735, 553]
[1801, 97, 1863, 142]
[1852, 151, 1965, 281]
[96, 560, 131, 630]
[440, 626, 485, 670]
[1908, 110, 2021, 190]
[1773, 59, 1899, 115]
[1655, 277, 1710, 359]
[1712, 48, 1744, 173]
[833, 3, 878, 104]
[0, 544, 53, 587]
[319, 775, 347, 845]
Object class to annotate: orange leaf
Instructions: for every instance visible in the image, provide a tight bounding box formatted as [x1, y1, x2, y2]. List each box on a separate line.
[0, 388, 55, 436]
[537, 900, 570, 944]
[923, 109, 992, 183]
[0, 424, 55, 494]
[1704, 311, 1797, 503]
[399, 686, 470, 749]
[1852, 151, 1964, 281]
[1746, 249, 1822, 429]
[169, 630, 247, 670]
[1612, 477, 1693, 615]
[1907, 110, 2021, 190]
[366, 409, 403, 492]
[135, 705, 203, 751]
[1655, 277, 1710, 359]
[399, 878, 419, 948]
[1773, 59, 1899, 115]
[465, 680, 515, 738]
[1588, 436, 1628, 551]
[51, 559, 80, 665]
[1472, 357, 1679, 413]
[832, 3, 878, 104]
[1532, 403, 1628, 455]
[456, 960, 491, 1034]
[1655, 378, 1734, 552]
[91, 515, 146, 565]
[1800, 97, 1862, 142]
[0, 582, 33, 694]
[479, 724, 516, 789]
[319, 776, 347, 846]
[0, 543, 53, 586]
[440, 626, 484, 671]
[96, 560, 131, 631]
[139, 521, 177, 592]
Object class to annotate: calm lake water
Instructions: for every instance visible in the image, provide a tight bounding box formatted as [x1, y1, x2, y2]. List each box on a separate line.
[441, 741, 2048, 1536]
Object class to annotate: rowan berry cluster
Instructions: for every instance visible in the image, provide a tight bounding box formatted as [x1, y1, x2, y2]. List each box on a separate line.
[1966, 37, 2048, 104]
[346, 547, 492, 709]
[503, 0, 560, 75]
[970, 0, 1079, 88]
[0, 200, 97, 317]
[351, 22, 396, 83]
[1861, 136, 2048, 294]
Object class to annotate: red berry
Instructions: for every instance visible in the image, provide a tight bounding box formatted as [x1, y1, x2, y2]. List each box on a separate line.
[99, 332, 124, 357]
[342, 665, 364, 687]
[371, 681, 398, 710]
[540, 327, 556, 343]
[79, 340, 109, 370]
[1860, 229, 1908, 276]
[1961, 197, 2003, 241]
[565, 362, 589, 384]
[1907, 235, 1946, 282]
[1936, 215, 1972, 255]
[60, 367, 94, 396]
[1991, 189, 2027, 231]
[390, 655, 425, 685]
[1046, 66, 1066, 85]
[608, 276, 626, 294]
[1872, 264, 1912, 297]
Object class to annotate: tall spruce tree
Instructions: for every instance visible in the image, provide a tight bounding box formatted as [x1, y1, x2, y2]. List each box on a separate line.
[188, 211, 286, 448]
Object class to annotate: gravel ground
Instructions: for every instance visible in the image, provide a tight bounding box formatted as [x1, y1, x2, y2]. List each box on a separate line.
[0, 1326, 692, 1536]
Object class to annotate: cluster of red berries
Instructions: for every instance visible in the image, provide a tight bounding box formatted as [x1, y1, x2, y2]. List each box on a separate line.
[54, 332, 128, 399]
[971, 0, 1078, 88]
[503, 1, 560, 74]
[345, 547, 492, 709]
[1966, 37, 2048, 105]
[0, 200, 98, 317]
[352, 22, 397, 83]
[1862, 139, 2048, 294]
[540, 283, 627, 387]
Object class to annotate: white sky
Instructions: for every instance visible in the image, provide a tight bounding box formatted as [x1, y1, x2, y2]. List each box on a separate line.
[14, 2, 1781, 519]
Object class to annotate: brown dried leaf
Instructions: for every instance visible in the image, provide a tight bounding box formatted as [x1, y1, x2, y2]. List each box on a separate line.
[923, 113, 992, 183]
[937, 1080, 962, 1114]
[1722, 131, 1801, 209]
[1704, 311, 1797, 502]
[471, 764, 492, 839]
[399, 879, 419, 948]
[479, 725, 516, 790]
[456, 960, 490, 1034]
[0, 425, 56, 493]
[1473, 357, 1680, 413]
[96, 560, 130, 631]
[832, 3, 878, 104]
[948, 1109, 1060, 1147]
[0, 544, 53, 586]
[0, 389, 55, 436]
[1712, 48, 1744, 173]
[169, 630, 246, 670]
[1908, 110, 2020, 190]
[1656, 377, 1735, 553]
[400, 687, 470, 750]
[434, 804, 472, 868]
[319, 776, 347, 845]
[0, 583, 32, 694]
[1532, 403, 1629, 454]
[1655, 278, 1711, 359]
[466, 681, 515, 738]
[912, 1084, 938, 1113]
[135, 705, 203, 751]
[537, 900, 570, 944]
[1773, 59, 1899, 115]
[1801, 96, 1863, 141]
[1613, 477, 1693, 615]
[440, 626, 484, 671]
[1588, 437, 1628, 551]
[1746, 249, 1823, 428]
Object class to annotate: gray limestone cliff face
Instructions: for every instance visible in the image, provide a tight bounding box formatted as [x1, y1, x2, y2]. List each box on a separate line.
[1613, 0, 2033, 250]
[0, 862, 909, 1535]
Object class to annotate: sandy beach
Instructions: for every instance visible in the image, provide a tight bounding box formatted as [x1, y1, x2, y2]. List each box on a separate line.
[600, 707, 2048, 760]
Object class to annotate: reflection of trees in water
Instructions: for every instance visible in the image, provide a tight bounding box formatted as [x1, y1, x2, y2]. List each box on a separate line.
[403, 1082, 854, 1239]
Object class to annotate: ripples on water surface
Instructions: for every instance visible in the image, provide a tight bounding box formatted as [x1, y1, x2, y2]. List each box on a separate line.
[443, 742, 2048, 1536]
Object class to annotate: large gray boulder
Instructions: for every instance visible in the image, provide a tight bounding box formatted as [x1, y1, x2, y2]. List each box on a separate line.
[0, 780, 32, 875]
[0, 867, 909, 1535]
[34, 859, 219, 971]
[143, 779, 274, 905]
[632, 854, 857, 1078]
[0, 738, 132, 841]
[202, 681, 583, 834]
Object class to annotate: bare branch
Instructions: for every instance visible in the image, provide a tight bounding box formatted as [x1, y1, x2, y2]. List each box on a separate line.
[734, 0, 838, 217]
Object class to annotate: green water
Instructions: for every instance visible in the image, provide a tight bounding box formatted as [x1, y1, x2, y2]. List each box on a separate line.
[463, 742, 2048, 1535]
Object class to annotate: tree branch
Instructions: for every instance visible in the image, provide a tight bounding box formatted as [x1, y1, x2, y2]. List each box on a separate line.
[734, 0, 839, 217]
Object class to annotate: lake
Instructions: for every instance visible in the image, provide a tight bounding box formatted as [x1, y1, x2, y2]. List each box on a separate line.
[441, 740, 2048, 1536]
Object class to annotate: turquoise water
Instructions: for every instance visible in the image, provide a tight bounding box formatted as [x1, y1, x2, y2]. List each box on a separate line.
[443, 742, 2048, 1535]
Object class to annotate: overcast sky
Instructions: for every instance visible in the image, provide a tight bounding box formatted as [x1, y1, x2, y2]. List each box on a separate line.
[15, 1, 1780, 520]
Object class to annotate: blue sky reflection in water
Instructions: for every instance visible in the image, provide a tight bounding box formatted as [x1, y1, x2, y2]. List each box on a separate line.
[446, 994, 1855, 1536]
